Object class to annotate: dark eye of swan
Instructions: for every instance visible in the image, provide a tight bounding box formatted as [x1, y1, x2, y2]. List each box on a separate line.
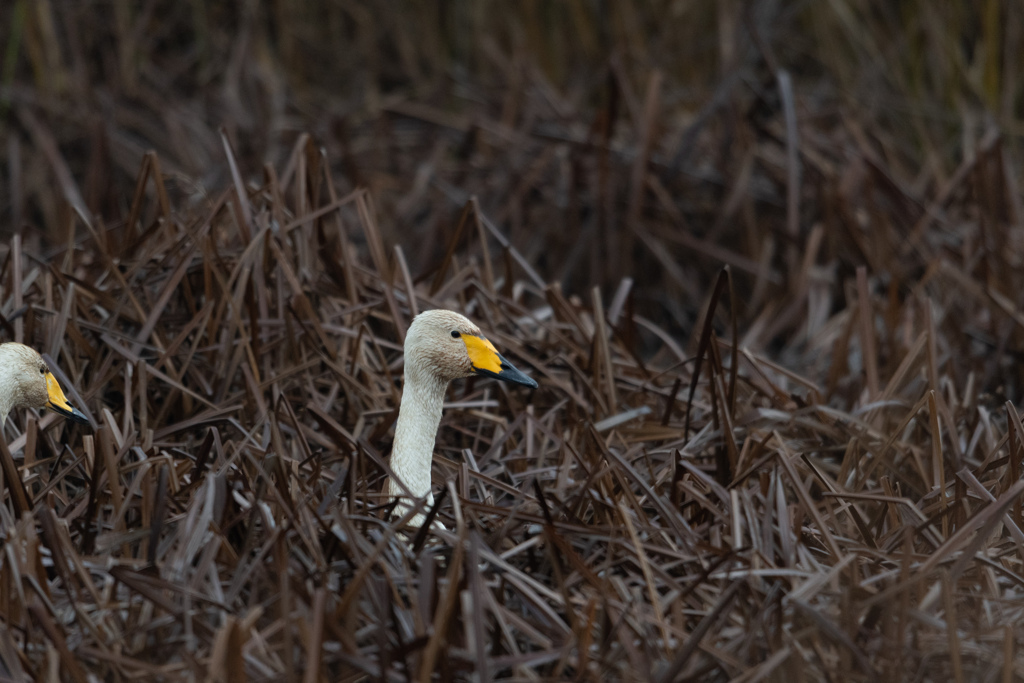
[39, 366, 46, 375]
[451, 331, 461, 338]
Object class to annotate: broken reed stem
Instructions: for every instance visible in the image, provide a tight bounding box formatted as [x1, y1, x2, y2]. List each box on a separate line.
[856, 266, 879, 399]
[929, 391, 947, 538]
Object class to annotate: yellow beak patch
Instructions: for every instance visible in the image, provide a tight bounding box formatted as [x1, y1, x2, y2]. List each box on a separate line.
[46, 372, 75, 413]
[463, 335, 502, 374]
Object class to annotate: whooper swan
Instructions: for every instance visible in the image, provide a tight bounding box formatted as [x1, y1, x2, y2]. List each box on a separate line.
[386, 310, 537, 528]
[0, 342, 89, 427]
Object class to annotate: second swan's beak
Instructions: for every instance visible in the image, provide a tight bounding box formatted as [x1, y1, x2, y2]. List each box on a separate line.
[463, 335, 539, 389]
[45, 372, 90, 424]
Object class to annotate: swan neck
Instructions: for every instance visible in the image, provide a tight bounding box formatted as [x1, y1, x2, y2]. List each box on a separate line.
[388, 372, 447, 501]
[0, 392, 12, 428]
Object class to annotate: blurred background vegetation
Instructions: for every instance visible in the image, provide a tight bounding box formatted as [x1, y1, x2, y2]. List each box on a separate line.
[1, 0, 1023, 391]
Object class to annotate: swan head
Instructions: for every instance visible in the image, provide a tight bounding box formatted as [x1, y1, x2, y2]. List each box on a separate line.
[404, 310, 538, 388]
[0, 343, 89, 425]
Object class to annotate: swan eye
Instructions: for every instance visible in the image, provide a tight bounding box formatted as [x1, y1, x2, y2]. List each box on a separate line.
[39, 366, 46, 375]
[450, 331, 461, 338]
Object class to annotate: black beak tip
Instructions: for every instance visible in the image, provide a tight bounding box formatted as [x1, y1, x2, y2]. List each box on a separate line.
[50, 403, 91, 426]
[475, 360, 539, 389]
[519, 375, 539, 389]
[500, 360, 539, 389]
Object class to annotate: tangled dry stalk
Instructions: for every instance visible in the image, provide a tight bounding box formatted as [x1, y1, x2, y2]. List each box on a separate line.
[0, 133, 1021, 680]
[3, 2, 1024, 681]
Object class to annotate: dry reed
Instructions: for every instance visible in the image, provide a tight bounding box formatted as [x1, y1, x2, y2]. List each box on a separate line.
[1, 2, 1024, 681]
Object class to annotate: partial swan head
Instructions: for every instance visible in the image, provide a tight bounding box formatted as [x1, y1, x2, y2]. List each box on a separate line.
[404, 309, 538, 388]
[0, 343, 89, 426]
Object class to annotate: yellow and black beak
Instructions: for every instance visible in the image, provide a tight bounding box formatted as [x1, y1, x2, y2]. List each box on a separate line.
[45, 372, 89, 425]
[462, 335, 539, 389]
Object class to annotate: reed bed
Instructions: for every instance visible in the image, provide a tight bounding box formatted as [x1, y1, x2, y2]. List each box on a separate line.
[3, 1, 1024, 681]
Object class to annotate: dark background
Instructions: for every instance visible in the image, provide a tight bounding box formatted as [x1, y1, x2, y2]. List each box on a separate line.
[5, 1, 1021, 397]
